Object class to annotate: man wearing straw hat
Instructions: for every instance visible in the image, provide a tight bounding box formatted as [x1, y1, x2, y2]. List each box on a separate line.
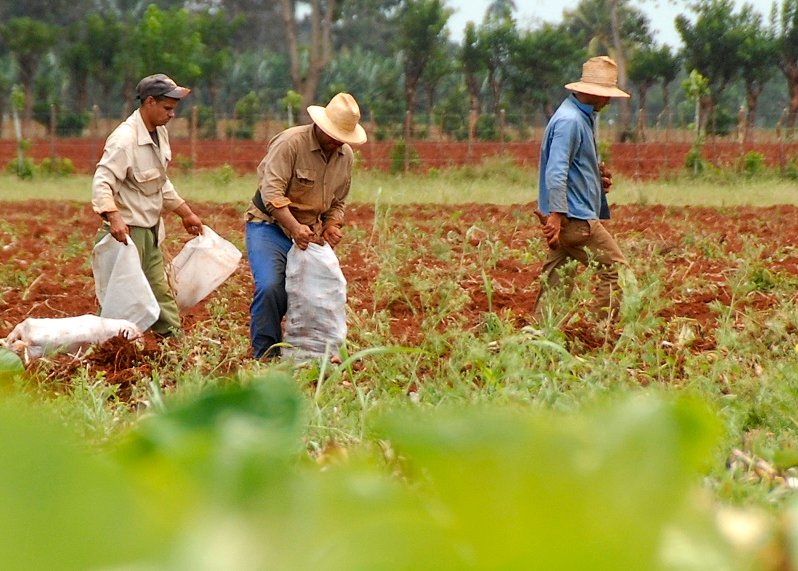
[245, 92, 367, 360]
[534, 56, 630, 327]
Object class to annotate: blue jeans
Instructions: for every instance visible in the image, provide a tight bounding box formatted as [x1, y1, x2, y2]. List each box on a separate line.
[245, 221, 293, 358]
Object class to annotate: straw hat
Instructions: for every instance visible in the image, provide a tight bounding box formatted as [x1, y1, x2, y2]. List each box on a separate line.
[565, 56, 630, 98]
[307, 93, 367, 145]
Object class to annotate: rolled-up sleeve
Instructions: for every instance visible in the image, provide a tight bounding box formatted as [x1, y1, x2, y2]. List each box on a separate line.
[161, 177, 185, 212]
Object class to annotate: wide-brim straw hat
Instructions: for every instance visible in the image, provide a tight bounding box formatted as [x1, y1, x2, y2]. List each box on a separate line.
[565, 56, 630, 98]
[307, 92, 368, 145]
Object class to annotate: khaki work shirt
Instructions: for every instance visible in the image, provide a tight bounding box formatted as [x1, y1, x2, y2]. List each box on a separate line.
[92, 109, 185, 228]
[247, 124, 353, 238]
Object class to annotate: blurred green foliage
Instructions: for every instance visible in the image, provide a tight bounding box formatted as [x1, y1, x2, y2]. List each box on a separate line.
[0, 370, 756, 570]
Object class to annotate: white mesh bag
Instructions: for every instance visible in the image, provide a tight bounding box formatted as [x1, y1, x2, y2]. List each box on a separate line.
[283, 243, 347, 360]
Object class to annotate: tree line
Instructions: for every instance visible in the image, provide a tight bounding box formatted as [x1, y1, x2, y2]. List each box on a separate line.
[0, 0, 797, 144]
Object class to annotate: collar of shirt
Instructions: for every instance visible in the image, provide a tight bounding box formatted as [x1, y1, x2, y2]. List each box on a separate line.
[569, 94, 597, 128]
[310, 125, 345, 159]
[131, 109, 167, 165]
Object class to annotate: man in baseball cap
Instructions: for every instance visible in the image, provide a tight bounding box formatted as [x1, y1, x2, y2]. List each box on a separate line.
[91, 73, 202, 337]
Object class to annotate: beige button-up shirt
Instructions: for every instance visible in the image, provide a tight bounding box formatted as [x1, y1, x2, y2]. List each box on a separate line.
[247, 124, 353, 238]
[92, 109, 185, 228]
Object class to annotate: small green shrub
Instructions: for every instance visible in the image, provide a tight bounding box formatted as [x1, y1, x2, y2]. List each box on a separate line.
[6, 157, 34, 179]
[173, 155, 194, 176]
[740, 151, 766, 178]
[210, 164, 236, 186]
[56, 111, 91, 137]
[228, 91, 262, 140]
[685, 146, 707, 175]
[39, 157, 76, 176]
[389, 141, 421, 174]
[476, 114, 498, 141]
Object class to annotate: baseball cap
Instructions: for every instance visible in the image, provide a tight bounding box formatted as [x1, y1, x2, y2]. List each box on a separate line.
[136, 74, 191, 100]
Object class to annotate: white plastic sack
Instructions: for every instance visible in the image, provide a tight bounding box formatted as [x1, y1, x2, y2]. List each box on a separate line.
[283, 242, 347, 360]
[168, 225, 242, 310]
[92, 234, 159, 332]
[3, 315, 141, 360]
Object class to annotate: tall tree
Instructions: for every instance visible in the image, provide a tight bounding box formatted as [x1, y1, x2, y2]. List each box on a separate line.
[207, 0, 285, 52]
[420, 43, 455, 130]
[83, 13, 127, 114]
[280, 0, 336, 119]
[396, 0, 451, 140]
[0, 56, 13, 134]
[771, 0, 798, 133]
[0, 0, 92, 26]
[676, 0, 749, 133]
[137, 5, 204, 83]
[478, 2, 518, 117]
[506, 23, 586, 121]
[627, 44, 681, 140]
[61, 20, 97, 115]
[195, 11, 242, 115]
[656, 46, 681, 132]
[333, 0, 402, 58]
[319, 46, 403, 120]
[0, 18, 58, 131]
[461, 22, 485, 136]
[738, 10, 778, 143]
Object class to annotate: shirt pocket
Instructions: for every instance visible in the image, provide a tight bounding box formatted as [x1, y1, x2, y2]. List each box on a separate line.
[133, 167, 163, 196]
[286, 168, 317, 202]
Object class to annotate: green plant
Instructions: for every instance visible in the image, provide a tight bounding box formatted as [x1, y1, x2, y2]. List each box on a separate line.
[39, 156, 75, 176]
[210, 163, 236, 185]
[389, 140, 421, 174]
[56, 111, 90, 137]
[685, 144, 707, 175]
[195, 105, 218, 139]
[740, 151, 766, 178]
[229, 91, 262, 139]
[5, 156, 34, 179]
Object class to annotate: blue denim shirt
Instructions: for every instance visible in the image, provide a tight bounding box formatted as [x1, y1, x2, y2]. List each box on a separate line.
[538, 94, 609, 220]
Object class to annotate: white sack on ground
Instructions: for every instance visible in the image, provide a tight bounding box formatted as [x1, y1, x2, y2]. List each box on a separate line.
[168, 225, 242, 310]
[3, 315, 141, 359]
[283, 242, 347, 360]
[92, 234, 159, 331]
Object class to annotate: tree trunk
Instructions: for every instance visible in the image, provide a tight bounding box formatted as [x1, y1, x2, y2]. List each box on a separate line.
[699, 95, 714, 133]
[404, 81, 417, 140]
[609, 0, 631, 141]
[404, 81, 417, 171]
[785, 63, 798, 135]
[281, 0, 335, 124]
[744, 85, 761, 145]
[488, 68, 501, 117]
[465, 75, 480, 140]
[424, 85, 435, 131]
[22, 82, 34, 134]
[281, 0, 300, 94]
[636, 81, 651, 142]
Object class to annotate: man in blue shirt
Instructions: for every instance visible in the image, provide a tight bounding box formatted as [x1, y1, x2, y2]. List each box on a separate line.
[535, 56, 630, 325]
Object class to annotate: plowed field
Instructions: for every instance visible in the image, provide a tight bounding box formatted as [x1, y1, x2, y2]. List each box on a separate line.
[3, 200, 798, 384]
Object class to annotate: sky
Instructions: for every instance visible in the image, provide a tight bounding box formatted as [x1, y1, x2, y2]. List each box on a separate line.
[447, 0, 777, 48]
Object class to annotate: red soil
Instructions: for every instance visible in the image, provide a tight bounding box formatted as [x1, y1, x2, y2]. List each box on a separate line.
[2, 201, 798, 389]
[2, 138, 797, 180]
